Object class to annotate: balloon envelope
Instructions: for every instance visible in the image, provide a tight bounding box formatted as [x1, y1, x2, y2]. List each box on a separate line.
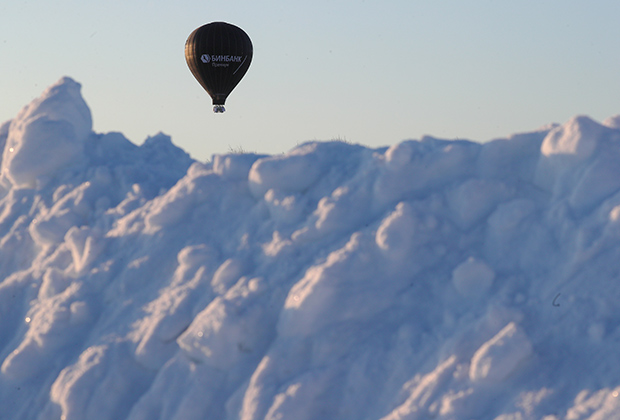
[185, 22, 253, 110]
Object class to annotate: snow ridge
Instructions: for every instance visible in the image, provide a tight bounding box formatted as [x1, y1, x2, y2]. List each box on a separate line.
[0, 77, 619, 420]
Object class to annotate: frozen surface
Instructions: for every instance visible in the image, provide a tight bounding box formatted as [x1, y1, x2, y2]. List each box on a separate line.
[0, 77, 620, 419]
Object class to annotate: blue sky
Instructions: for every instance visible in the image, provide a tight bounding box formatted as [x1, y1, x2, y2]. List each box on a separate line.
[1, 0, 619, 160]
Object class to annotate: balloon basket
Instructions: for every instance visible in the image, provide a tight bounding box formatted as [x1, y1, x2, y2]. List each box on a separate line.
[213, 105, 226, 113]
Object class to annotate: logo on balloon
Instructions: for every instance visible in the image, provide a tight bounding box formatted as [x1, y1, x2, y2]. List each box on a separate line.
[201, 54, 211, 63]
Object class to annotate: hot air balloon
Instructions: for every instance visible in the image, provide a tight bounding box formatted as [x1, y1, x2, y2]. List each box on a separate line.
[185, 22, 253, 113]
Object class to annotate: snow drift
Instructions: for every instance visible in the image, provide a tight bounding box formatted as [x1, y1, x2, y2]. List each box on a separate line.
[0, 77, 619, 420]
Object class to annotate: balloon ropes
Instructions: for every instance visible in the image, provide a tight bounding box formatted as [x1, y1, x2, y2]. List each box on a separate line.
[185, 22, 253, 113]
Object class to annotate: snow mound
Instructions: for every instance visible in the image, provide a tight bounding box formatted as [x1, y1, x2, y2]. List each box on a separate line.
[0, 78, 619, 420]
[452, 257, 495, 298]
[469, 322, 533, 383]
[2, 78, 91, 188]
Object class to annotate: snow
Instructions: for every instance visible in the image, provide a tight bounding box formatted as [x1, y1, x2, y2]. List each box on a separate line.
[451, 257, 495, 299]
[0, 77, 619, 420]
[469, 322, 533, 384]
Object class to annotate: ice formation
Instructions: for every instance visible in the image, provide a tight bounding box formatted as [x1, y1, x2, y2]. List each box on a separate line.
[0, 77, 619, 420]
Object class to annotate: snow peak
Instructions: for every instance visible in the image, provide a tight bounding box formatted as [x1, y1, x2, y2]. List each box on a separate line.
[201, 54, 243, 64]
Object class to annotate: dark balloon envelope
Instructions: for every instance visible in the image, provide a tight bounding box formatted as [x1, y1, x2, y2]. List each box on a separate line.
[185, 22, 253, 113]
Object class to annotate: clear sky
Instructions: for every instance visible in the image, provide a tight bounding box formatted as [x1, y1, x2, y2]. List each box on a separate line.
[1, 0, 619, 160]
